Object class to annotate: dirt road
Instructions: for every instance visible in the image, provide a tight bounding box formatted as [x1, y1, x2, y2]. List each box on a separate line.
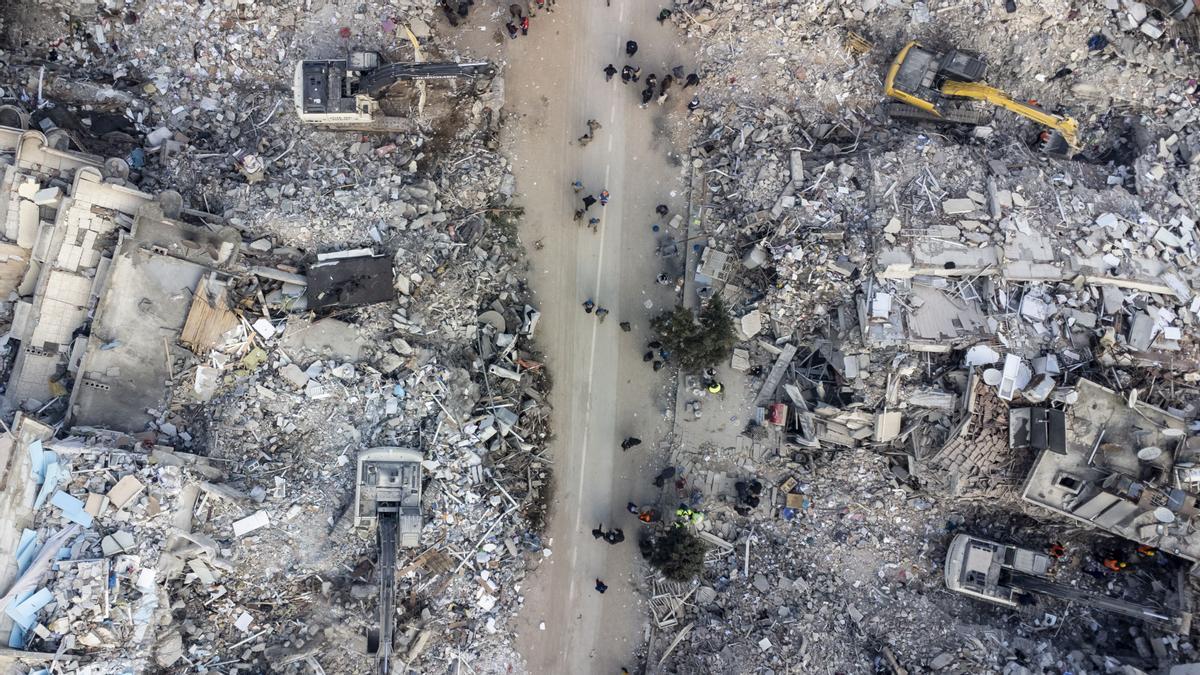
[473, 1, 694, 672]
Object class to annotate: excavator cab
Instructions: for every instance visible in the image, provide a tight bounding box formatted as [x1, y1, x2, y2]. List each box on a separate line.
[294, 52, 496, 131]
[884, 40, 1079, 157]
[885, 42, 985, 115]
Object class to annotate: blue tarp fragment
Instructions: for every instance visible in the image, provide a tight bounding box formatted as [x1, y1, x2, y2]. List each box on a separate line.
[50, 491, 93, 528]
[14, 529, 38, 572]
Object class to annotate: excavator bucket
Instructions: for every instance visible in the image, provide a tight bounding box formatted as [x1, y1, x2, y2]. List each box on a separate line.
[1039, 130, 1072, 158]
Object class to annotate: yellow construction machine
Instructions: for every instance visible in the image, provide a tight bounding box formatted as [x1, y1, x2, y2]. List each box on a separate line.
[884, 41, 1080, 157]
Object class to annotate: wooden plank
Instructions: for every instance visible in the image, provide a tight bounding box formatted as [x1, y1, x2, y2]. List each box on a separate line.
[179, 275, 238, 353]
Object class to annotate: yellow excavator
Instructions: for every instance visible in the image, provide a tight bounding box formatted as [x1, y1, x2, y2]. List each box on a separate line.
[884, 41, 1080, 157]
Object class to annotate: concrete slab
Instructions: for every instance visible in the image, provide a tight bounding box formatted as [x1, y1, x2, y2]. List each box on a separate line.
[280, 318, 366, 363]
[70, 237, 206, 431]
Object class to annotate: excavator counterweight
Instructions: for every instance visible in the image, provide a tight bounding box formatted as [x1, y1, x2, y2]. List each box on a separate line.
[884, 41, 1080, 157]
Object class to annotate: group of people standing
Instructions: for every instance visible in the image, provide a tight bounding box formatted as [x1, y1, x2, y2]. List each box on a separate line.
[605, 42, 701, 111]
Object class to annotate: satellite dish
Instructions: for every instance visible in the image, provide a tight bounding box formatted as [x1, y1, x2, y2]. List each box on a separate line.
[476, 310, 506, 333]
[104, 157, 130, 180]
[1138, 447, 1163, 461]
[1154, 507, 1175, 524]
[158, 190, 183, 219]
[982, 368, 1002, 386]
[0, 105, 29, 130]
[45, 129, 71, 151]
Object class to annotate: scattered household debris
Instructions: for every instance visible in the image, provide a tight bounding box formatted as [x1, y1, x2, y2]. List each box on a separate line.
[644, 0, 1200, 671]
[0, 0, 547, 669]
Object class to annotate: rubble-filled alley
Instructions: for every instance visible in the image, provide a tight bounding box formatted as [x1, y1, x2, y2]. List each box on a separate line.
[3, 0, 1200, 673]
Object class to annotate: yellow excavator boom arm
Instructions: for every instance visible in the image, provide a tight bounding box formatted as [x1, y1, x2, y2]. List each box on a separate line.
[940, 80, 1079, 148]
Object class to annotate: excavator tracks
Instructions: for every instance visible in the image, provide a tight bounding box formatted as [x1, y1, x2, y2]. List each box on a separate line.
[883, 101, 992, 126]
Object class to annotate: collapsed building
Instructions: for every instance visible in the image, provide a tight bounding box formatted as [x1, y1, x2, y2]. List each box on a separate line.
[644, 0, 1200, 672]
[0, 5, 550, 666]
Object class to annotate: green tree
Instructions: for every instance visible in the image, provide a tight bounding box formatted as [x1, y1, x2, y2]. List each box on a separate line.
[651, 295, 737, 370]
[649, 527, 707, 581]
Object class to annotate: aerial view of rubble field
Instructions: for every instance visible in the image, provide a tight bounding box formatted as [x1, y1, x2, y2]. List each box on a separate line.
[4, 0, 1200, 673]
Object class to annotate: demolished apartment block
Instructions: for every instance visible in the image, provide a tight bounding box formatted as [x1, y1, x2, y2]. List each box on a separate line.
[1021, 379, 1199, 561]
[864, 179, 1199, 372]
[0, 413, 227, 668]
[0, 126, 236, 432]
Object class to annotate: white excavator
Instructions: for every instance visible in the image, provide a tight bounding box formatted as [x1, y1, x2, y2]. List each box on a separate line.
[294, 51, 495, 132]
[354, 446, 424, 673]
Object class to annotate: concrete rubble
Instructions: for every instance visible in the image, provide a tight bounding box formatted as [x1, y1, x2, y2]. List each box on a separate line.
[642, 0, 1200, 672]
[0, 0, 549, 671]
[5, 0, 1200, 670]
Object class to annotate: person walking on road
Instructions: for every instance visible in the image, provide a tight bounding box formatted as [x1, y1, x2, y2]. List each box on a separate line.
[605, 528, 625, 544]
[604, 64, 617, 81]
[595, 579, 608, 593]
[582, 194, 597, 210]
[657, 8, 672, 22]
[621, 437, 642, 450]
[656, 204, 669, 217]
[625, 40, 638, 56]
[599, 189, 610, 205]
[583, 299, 595, 313]
[588, 217, 600, 232]
[646, 73, 657, 90]
[595, 307, 609, 321]
[572, 180, 583, 192]
[640, 86, 654, 107]
[684, 72, 700, 88]
[520, 14, 529, 34]
[505, 21, 518, 39]
[441, 0, 460, 26]
[578, 118, 604, 144]
[621, 65, 634, 84]
[687, 96, 700, 111]
[509, 3, 523, 18]
[578, 118, 602, 145]
[627, 502, 639, 513]
[631, 66, 642, 83]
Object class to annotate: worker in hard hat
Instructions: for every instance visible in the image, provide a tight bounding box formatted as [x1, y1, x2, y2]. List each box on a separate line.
[707, 381, 723, 394]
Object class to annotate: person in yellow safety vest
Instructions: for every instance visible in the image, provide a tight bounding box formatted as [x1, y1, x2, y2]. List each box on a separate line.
[690, 511, 705, 525]
[707, 381, 723, 394]
[676, 506, 693, 520]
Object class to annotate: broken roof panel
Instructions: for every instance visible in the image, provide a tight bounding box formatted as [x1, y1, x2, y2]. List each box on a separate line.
[305, 252, 394, 309]
[1021, 379, 1197, 560]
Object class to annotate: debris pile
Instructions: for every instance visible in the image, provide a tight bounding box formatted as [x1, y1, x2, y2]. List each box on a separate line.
[647, 0, 1200, 671]
[0, 0, 550, 670]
